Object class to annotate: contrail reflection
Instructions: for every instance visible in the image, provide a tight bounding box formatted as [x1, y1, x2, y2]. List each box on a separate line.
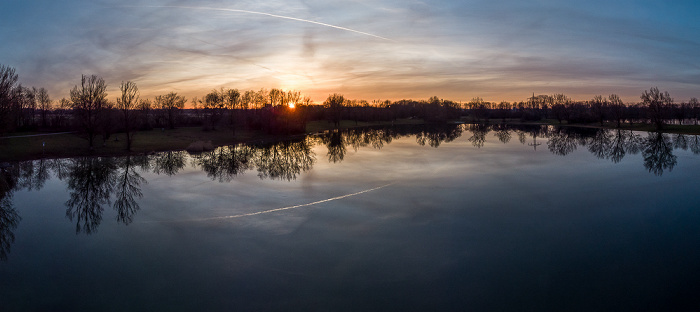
[130, 5, 394, 42]
[154, 183, 392, 223]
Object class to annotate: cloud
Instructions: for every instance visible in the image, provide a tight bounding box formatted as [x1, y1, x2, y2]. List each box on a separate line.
[1, 0, 699, 103]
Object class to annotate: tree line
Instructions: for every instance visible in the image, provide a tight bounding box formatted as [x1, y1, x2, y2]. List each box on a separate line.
[2, 63, 699, 149]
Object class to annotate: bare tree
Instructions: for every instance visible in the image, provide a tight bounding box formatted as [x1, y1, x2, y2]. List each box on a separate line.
[0, 65, 19, 135]
[689, 97, 699, 125]
[641, 87, 672, 130]
[591, 95, 607, 126]
[155, 92, 186, 129]
[35, 88, 51, 128]
[70, 75, 108, 149]
[117, 81, 139, 151]
[324, 93, 345, 127]
[608, 94, 625, 128]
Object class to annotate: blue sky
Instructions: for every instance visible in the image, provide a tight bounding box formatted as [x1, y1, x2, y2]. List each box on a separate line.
[1, 0, 699, 104]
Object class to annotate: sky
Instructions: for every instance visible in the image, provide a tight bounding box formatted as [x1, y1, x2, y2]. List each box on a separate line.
[1, 0, 699, 105]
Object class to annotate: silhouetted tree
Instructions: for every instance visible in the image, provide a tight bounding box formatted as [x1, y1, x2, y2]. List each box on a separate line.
[35, 87, 51, 128]
[155, 92, 186, 129]
[608, 94, 625, 127]
[324, 93, 345, 127]
[117, 81, 139, 151]
[137, 98, 152, 130]
[689, 98, 699, 125]
[641, 87, 672, 130]
[591, 95, 607, 126]
[70, 75, 108, 149]
[0, 64, 20, 135]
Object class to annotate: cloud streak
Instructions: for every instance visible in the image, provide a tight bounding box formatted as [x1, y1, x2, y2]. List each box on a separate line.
[125, 5, 394, 42]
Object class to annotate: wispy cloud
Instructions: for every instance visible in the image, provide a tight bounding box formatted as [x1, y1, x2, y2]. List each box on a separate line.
[1, 0, 699, 103]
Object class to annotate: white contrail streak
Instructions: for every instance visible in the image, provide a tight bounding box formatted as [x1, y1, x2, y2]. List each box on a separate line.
[131, 5, 393, 42]
[153, 183, 392, 223]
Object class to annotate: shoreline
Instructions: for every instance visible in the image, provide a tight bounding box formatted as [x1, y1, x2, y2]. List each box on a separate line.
[3, 118, 699, 162]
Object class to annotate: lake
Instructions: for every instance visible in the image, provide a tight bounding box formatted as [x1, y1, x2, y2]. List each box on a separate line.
[2, 124, 700, 311]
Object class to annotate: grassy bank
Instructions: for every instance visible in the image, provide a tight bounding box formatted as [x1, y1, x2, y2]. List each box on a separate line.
[0, 118, 424, 162]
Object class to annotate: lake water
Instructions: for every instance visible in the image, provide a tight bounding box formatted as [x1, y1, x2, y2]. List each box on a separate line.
[2, 124, 700, 311]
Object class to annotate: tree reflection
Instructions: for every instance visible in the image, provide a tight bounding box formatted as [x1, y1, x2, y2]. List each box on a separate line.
[415, 124, 463, 148]
[466, 124, 489, 148]
[0, 168, 20, 261]
[65, 157, 117, 234]
[642, 132, 677, 176]
[152, 151, 186, 176]
[608, 130, 643, 163]
[587, 129, 614, 159]
[253, 139, 315, 180]
[493, 124, 512, 144]
[113, 156, 147, 225]
[689, 135, 700, 154]
[547, 127, 582, 156]
[324, 130, 347, 163]
[192, 144, 255, 182]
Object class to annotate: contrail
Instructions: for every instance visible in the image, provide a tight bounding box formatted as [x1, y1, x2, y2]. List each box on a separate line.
[129, 5, 394, 42]
[151, 183, 393, 223]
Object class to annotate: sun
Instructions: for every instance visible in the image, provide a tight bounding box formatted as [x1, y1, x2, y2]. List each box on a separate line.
[288, 102, 295, 109]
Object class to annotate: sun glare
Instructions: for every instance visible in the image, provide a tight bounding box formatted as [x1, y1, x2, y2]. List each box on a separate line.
[288, 102, 295, 109]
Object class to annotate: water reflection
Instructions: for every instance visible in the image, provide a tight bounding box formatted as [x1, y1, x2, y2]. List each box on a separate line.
[253, 139, 315, 181]
[643, 132, 678, 176]
[0, 168, 21, 260]
[113, 156, 147, 225]
[1, 124, 699, 251]
[65, 157, 117, 234]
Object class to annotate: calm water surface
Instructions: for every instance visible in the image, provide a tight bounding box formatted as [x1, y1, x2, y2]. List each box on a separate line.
[1, 124, 700, 311]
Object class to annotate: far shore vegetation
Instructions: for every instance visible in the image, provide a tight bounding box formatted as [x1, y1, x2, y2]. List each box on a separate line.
[2, 63, 700, 161]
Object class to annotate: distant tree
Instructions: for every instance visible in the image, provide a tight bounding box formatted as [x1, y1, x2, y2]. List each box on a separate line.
[468, 97, 488, 122]
[551, 94, 571, 124]
[324, 93, 345, 127]
[224, 88, 241, 134]
[117, 81, 139, 151]
[674, 101, 689, 126]
[641, 87, 672, 130]
[590, 95, 607, 125]
[70, 75, 108, 149]
[137, 98, 152, 130]
[155, 92, 186, 129]
[55, 98, 72, 128]
[608, 94, 625, 128]
[35, 88, 51, 127]
[269, 88, 284, 107]
[203, 89, 224, 130]
[689, 97, 699, 125]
